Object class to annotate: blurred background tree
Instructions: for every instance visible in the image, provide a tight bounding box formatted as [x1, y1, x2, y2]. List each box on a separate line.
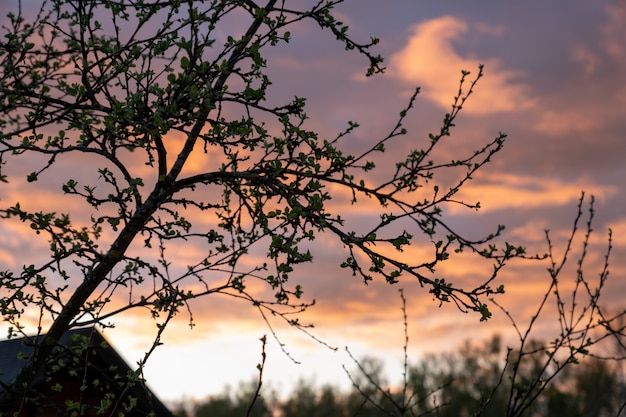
[178, 336, 624, 417]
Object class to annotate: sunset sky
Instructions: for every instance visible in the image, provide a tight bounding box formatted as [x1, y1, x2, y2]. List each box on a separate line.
[1, 0, 625, 404]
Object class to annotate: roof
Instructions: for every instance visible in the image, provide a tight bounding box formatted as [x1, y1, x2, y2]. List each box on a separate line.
[0, 327, 175, 417]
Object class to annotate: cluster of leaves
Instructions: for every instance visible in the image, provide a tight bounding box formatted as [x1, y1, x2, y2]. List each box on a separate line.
[1, 0, 526, 412]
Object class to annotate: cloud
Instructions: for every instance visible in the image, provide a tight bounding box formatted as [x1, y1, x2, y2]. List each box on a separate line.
[453, 173, 618, 213]
[570, 44, 601, 76]
[533, 108, 604, 136]
[389, 16, 535, 115]
[601, 2, 626, 62]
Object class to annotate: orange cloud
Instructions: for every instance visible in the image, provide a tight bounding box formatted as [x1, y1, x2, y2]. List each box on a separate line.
[453, 173, 618, 213]
[533, 108, 605, 136]
[389, 16, 535, 115]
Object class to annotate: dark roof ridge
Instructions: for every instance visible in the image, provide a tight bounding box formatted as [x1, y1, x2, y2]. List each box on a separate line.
[0, 326, 175, 417]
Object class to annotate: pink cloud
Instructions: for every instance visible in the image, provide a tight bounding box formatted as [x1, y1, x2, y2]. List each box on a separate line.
[389, 16, 535, 115]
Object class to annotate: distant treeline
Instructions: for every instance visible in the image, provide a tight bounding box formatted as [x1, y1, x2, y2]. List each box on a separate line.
[174, 335, 626, 417]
